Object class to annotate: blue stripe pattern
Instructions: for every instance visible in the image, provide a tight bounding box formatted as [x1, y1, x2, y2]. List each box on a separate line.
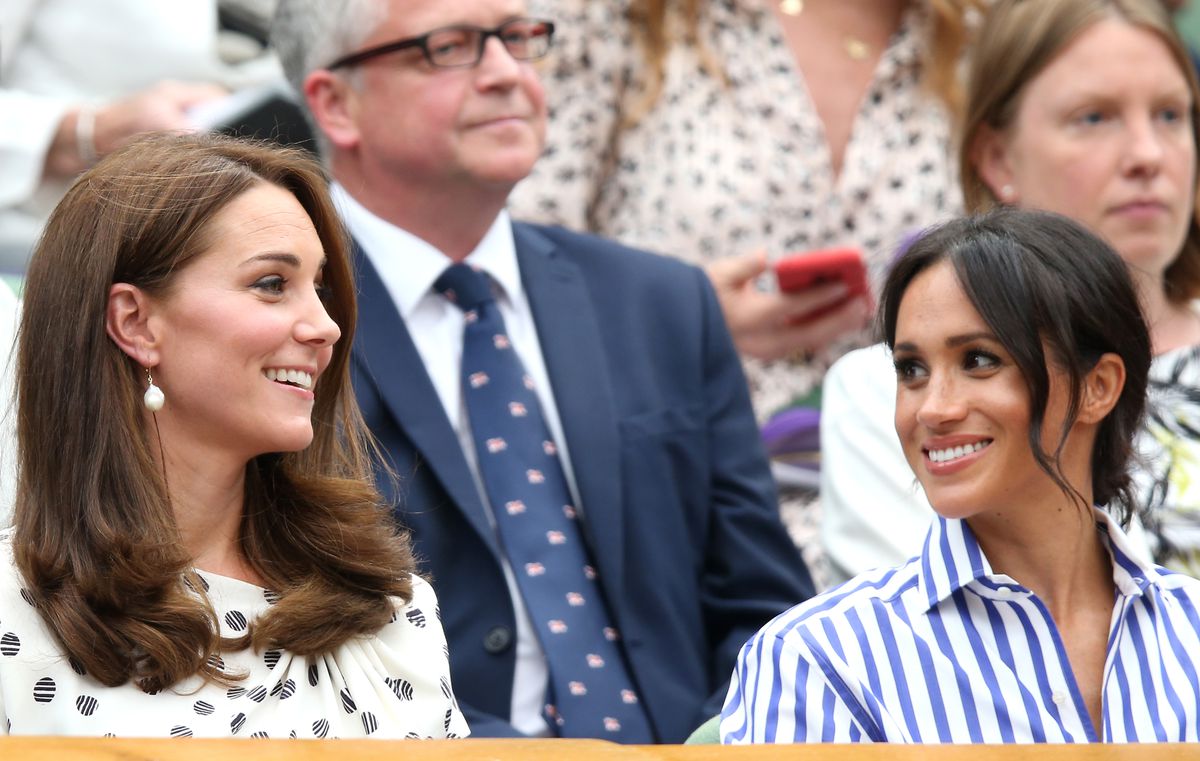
[721, 508, 1200, 743]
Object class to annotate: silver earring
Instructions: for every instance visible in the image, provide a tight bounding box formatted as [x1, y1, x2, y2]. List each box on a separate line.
[143, 369, 164, 412]
[1000, 184, 1015, 203]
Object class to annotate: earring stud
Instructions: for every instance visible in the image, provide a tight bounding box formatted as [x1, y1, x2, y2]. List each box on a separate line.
[144, 369, 164, 412]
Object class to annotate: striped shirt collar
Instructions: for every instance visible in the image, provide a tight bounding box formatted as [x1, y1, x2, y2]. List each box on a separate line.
[918, 507, 1162, 612]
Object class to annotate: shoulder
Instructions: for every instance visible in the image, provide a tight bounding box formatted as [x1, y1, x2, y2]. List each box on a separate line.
[825, 344, 895, 397]
[0, 529, 24, 598]
[378, 574, 443, 639]
[743, 561, 923, 656]
[513, 221, 710, 296]
[828, 343, 893, 377]
[1149, 341, 1200, 382]
[0, 529, 70, 671]
[1151, 566, 1200, 598]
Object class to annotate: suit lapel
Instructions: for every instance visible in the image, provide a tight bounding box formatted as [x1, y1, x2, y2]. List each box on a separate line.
[514, 225, 626, 601]
[352, 243, 500, 557]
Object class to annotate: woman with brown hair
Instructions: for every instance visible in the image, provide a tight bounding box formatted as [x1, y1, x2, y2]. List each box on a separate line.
[509, 0, 982, 587]
[822, 0, 1200, 581]
[0, 132, 468, 739]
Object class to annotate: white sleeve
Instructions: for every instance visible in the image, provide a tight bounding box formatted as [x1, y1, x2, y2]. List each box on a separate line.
[819, 344, 933, 585]
[0, 91, 73, 208]
[0, 0, 75, 210]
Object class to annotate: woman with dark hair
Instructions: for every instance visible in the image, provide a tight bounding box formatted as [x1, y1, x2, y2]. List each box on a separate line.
[0, 132, 467, 738]
[724, 209, 1200, 744]
[822, 0, 1200, 581]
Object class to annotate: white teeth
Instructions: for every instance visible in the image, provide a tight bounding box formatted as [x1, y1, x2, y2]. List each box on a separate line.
[263, 369, 313, 390]
[928, 441, 989, 463]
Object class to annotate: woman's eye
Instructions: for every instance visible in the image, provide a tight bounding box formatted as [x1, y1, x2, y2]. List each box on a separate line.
[252, 275, 286, 294]
[316, 282, 333, 303]
[964, 350, 1000, 371]
[1158, 105, 1187, 125]
[894, 357, 928, 383]
[1075, 110, 1107, 126]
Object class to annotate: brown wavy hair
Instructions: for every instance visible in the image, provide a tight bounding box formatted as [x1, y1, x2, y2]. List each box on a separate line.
[14, 132, 414, 693]
[960, 0, 1200, 304]
[623, 0, 983, 127]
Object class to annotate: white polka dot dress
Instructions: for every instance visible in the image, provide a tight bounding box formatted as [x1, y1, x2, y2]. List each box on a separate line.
[0, 531, 469, 739]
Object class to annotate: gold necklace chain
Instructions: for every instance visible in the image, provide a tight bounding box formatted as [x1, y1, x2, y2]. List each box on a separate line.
[777, 0, 872, 60]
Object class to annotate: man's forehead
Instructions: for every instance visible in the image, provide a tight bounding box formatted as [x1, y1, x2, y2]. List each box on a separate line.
[379, 0, 529, 37]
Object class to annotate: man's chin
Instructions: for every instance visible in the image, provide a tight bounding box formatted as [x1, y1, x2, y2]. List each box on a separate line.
[470, 157, 541, 187]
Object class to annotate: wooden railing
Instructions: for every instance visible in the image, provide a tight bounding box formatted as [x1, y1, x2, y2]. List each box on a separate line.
[2, 737, 1199, 761]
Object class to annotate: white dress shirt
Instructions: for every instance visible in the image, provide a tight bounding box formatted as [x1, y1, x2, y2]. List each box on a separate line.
[334, 184, 581, 736]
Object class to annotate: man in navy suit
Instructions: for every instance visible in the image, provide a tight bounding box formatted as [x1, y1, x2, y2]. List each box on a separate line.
[273, 0, 813, 742]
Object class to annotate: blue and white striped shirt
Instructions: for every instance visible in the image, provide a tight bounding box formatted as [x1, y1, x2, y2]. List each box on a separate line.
[721, 509, 1200, 743]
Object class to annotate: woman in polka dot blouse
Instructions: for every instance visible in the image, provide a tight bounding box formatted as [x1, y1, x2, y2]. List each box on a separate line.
[0, 133, 469, 740]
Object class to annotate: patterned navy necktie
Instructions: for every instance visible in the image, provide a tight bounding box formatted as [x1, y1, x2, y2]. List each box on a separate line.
[434, 263, 653, 742]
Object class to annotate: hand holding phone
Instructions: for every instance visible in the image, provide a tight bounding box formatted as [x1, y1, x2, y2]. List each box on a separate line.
[706, 249, 871, 361]
[774, 247, 868, 297]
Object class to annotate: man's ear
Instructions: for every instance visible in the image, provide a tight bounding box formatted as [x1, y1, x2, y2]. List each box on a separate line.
[105, 283, 160, 367]
[970, 124, 1019, 205]
[304, 69, 362, 151]
[1078, 352, 1126, 425]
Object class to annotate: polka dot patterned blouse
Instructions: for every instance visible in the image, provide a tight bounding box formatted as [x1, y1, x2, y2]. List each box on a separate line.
[0, 531, 469, 739]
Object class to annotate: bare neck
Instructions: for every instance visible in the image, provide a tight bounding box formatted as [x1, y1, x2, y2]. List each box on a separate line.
[150, 427, 256, 582]
[1137, 273, 1200, 356]
[968, 499, 1113, 621]
[333, 156, 511, 262]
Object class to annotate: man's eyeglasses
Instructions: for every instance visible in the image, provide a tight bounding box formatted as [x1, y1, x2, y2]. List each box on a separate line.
[327, 18, 555, 71]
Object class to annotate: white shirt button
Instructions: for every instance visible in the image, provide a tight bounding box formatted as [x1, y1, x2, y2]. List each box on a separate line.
[1051, 691, 1068, 706]
[996, 587, 1012, 599]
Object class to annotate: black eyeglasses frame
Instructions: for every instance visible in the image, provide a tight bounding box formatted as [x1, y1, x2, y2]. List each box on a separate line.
[326, 18, 556, 71]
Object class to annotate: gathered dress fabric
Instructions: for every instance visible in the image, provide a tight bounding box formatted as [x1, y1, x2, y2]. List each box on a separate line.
[0, 531, 469, 739]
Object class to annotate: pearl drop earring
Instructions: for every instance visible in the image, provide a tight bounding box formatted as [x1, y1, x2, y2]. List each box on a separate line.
[1000, 184, 1015, 203]
[143, 369, 164, 412]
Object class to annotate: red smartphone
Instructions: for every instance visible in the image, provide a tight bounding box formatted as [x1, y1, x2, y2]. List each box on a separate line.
[774, 247, 869, 297]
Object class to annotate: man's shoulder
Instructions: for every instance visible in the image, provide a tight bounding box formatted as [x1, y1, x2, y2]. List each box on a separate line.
[512, 221, 700, 279]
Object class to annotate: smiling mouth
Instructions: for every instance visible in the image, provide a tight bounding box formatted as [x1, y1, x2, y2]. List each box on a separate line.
[264, 368, 313, 390]
[925, 440, 992, 464]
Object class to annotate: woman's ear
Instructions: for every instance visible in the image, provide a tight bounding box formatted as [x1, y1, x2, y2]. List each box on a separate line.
[105, 283, 160, 366]
[970, 125, 1019, 204]
[1078, 352, 1126, 424]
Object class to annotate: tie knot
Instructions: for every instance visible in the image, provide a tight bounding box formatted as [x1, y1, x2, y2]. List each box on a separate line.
[434, 263, 495, 312]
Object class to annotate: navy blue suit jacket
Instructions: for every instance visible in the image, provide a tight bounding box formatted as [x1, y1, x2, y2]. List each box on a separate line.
[350, 222, 814, 742]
